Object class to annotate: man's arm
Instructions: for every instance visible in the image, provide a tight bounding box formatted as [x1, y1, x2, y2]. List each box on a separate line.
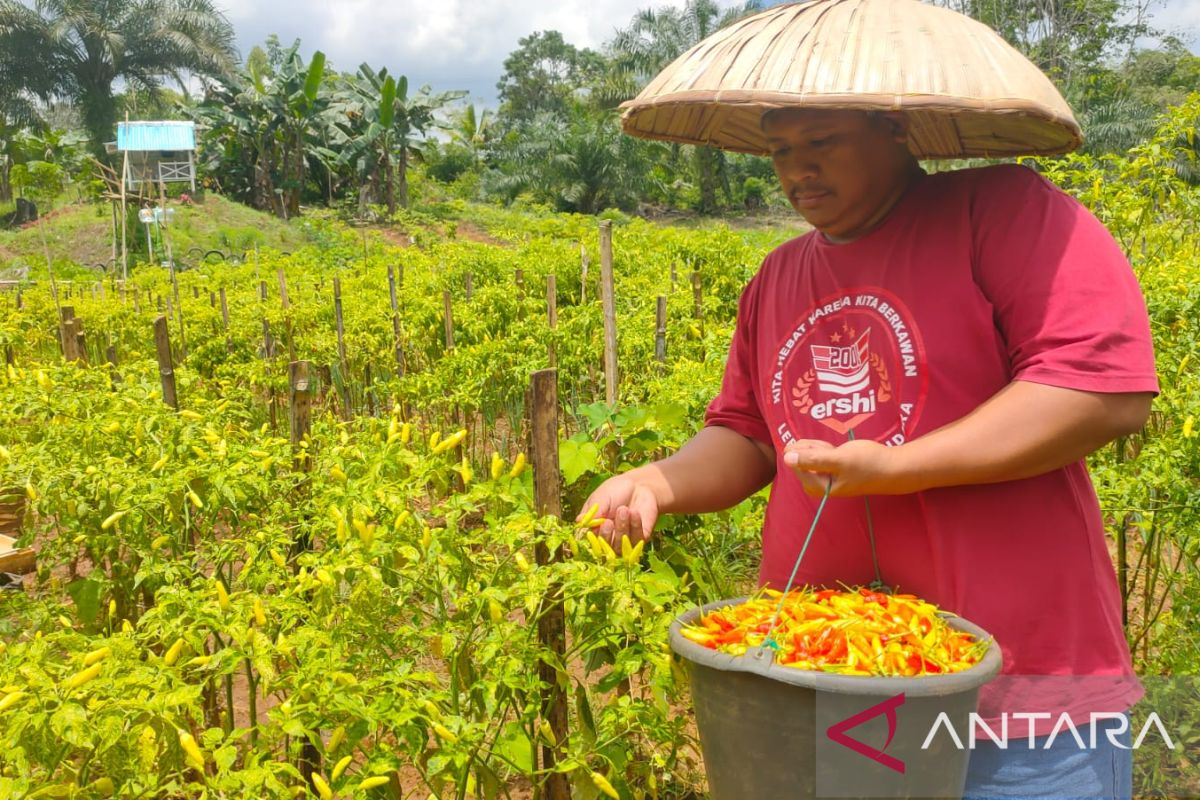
[581, 425, 776, 542]
[784, 381, 1153, 496]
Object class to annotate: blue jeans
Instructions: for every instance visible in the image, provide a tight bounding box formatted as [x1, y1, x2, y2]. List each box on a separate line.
[963, 716, 1133, 799]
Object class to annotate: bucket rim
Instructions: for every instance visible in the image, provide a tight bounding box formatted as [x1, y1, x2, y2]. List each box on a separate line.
[669, 596, 1003, 697]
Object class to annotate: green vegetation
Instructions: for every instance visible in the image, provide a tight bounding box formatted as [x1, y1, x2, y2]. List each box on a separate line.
[0, 100, 1197, 797]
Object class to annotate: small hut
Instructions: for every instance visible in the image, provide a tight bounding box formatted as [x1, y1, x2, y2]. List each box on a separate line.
[110, 120, 197, 192]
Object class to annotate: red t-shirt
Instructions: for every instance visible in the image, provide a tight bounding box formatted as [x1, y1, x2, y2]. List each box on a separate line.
[705, 164, 1158, 730]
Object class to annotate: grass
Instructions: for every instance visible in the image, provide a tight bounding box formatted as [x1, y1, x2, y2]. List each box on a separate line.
[0, 192, 312, 281]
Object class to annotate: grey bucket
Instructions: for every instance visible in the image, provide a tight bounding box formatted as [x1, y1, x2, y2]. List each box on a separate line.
[669, 597, 1004, 800]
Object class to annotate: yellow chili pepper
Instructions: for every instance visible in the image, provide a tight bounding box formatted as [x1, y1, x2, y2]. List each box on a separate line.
[591, 772, 620, 800]
[179, 730, 205, 771]
[359, 776, 391, 790]
[331, 754, 353, 782]
[508, 452, 526, 478]
[0, 691, 25, 712]
[490, 452, 504, 480]
[83, 646, 111, 666]
[215, 581, 230, 611]
[327, 725, 346, 752]
[62, 663, 102, 691]
[431, 722, 458, 743]
[163, 638, 184, 666]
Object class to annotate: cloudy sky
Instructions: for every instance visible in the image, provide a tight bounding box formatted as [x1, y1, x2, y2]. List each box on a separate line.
[212, 0, 1200, 108]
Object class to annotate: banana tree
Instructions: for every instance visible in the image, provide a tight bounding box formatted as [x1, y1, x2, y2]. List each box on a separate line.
[332, 65, 465, 213]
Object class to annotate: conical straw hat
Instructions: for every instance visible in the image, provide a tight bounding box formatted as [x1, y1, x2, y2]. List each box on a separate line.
[619, 0, 1081, 159]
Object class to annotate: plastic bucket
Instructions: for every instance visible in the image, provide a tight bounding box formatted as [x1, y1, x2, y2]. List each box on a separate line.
[669, 597, 1003, 800]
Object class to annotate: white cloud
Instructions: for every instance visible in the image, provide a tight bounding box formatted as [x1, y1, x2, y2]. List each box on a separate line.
[211, 0, 1199, 110]
[212, 0, 697, 106]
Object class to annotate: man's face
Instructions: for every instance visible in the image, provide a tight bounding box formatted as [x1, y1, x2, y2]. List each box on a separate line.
[762, 109, 916, 241]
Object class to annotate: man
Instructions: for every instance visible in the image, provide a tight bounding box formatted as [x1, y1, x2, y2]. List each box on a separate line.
[581, 108, 1156, 798]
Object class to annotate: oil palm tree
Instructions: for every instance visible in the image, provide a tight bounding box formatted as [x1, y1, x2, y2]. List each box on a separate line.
[0, 0, 237, 155]
[606, 0, 762, 212]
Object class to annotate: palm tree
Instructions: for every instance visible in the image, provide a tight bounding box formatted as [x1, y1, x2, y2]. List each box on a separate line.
[607, 0, 762, 212]
[0, 0, 237, 155]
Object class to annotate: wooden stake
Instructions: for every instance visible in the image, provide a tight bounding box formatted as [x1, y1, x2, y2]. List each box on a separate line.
[515, 268, 525, 303]
[209, 291, 216, 308]
[154, 315, 178, 409]
[546, 274, 557, 369]
[599, 220, 618, 406]
[333, 277, 351, 420]
[278, 267, 296, 362]
[219, 288, 231, 354]
[442, 290, 454, 352]
[58, 306, 76, 361]
[465, 272, 473, 301]
[387, 264, 404, 378]
[527, 368, 570, 800]
[655, 295, 667, 364]
[259, 280, 274, 359]
[192, 285, 199, 300]
[580, 243, 589, 304]
[289, 360, 313, 480]
[73, 319, 87, 366]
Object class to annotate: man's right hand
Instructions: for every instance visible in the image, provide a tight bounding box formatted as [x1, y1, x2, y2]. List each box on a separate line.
[577, 468, 662, 545]
[572, 425, 777, 548]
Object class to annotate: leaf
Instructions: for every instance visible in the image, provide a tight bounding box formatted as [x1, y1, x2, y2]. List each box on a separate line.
[493, 720, 533, 773]
[559, 440, 599, 486]
[65, 576, 103, 626]
[303, 51, 326, 104]
[379, 76, 396, 130]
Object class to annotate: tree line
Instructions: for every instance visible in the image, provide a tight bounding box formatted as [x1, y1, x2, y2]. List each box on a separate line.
[1, 0, 1198, 220]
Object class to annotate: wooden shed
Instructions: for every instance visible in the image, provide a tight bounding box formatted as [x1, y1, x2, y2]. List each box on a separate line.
[112, 120, 197, 191]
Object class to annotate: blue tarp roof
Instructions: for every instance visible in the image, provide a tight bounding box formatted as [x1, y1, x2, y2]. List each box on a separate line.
[116, 121, 195, 152]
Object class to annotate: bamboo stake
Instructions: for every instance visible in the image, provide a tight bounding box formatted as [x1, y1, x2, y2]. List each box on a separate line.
[333, 277, 351, 420]
[259, 280, 274, 359]
[219, 288, 231, 354]
[387, 264, 404, 378]
[655, 296, 667, 365]
[599, 221, 618, 406]
[442, 290, 454, 352]
[528, 369, 570, 800]
[278, 267, 296, 362]
[547, 274, 557, 369]
[154, 315, 178, 409]
[580, 243, 589, 304]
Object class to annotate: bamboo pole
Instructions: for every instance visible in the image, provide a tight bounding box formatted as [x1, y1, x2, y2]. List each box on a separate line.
[442, 290, 454, 352]
[655, 296, 667, 364]
[387, 264, 404, 378]
[599, 221, 618, 406]
[580, 243, 589, 304]
[219, 288, 231, 354]
[333, 277, 351, 420]
[259, 280, 274, 359]
[278, 267, 296, 362]
[154, 315, 178, 409]
[546, 274, 557, 369]
[527, 369, 570, 800]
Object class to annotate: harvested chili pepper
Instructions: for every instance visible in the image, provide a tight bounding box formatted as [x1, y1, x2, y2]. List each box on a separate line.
[680, 587, 989, 677]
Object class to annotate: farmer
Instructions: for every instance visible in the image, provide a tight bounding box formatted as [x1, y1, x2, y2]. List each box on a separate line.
[582, 106, 1156, 798]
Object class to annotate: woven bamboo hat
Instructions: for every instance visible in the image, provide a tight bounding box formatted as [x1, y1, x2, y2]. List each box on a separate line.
[619, 0, 1081, 159]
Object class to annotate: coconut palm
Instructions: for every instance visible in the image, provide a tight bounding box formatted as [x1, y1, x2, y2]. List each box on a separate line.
[0, 0, 237, 155]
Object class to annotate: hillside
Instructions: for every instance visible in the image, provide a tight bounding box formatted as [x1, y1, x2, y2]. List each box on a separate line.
[0, 193, 312, 280]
